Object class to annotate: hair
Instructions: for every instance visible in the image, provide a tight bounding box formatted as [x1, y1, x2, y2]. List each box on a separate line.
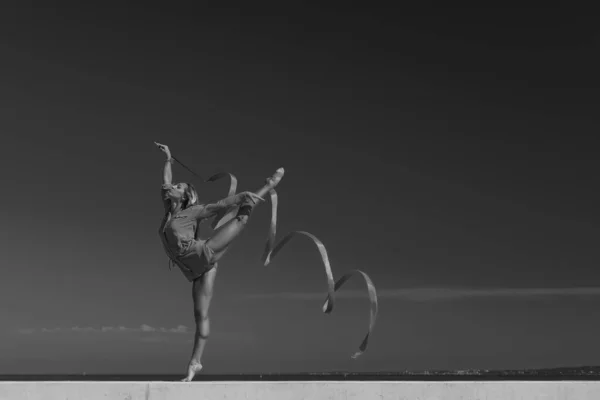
[181, 182, 199, 209]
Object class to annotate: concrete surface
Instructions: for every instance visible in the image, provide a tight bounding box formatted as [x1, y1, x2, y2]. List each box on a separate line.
[1, 381, 599, 399]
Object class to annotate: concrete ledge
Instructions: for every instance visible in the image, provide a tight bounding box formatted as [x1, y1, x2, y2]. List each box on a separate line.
[1, 381, 599, 399]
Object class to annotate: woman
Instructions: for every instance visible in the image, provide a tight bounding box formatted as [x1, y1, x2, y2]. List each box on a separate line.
[155, 142, 284, 382]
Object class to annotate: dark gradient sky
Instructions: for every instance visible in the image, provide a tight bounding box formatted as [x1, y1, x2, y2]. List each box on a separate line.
[1, 5, 600, 374]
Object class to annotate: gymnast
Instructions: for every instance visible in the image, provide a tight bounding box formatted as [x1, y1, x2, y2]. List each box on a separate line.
[155, 142, 284, 381]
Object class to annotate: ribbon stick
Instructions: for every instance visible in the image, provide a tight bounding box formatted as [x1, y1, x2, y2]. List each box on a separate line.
[207, 173, 379, 358]
[172, 155, 204, 181]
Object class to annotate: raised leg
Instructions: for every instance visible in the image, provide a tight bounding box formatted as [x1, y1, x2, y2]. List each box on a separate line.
[182, 266, 218, 382]
[206, 167, 284, 257]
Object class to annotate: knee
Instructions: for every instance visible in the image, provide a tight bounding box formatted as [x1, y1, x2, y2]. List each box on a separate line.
[196, 328, 209, 339]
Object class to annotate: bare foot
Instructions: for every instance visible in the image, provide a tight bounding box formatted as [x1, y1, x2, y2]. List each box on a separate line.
[265, 168, 285, 190]
[181, 361, 203, 382]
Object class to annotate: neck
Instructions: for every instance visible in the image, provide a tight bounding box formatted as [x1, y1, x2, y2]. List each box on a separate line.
[170, 200, 183, 214]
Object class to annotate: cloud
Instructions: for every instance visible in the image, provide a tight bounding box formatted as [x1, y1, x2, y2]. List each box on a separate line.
[100, 326, 133, 332]
[15, 324, 255, 345]
[16, 324, 190, 335]
[140, 324, 155, 332]
[244, 287, 600, 302]
[41, 327, 62, 333]
[167, 325, 189, 333]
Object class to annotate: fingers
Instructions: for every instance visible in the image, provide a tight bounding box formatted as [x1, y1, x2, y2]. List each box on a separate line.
[154, 142, 171, 157]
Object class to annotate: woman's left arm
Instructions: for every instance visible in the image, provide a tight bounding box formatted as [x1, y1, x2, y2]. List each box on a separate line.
[155, 142, 173, 186]
[155, 142, 174, 212]
[195, 192, 263, 219]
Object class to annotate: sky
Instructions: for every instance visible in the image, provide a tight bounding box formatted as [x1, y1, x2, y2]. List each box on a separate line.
[1, 5, 600, 374]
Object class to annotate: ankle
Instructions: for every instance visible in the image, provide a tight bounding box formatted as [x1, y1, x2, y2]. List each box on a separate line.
[266, 168, 284, 187]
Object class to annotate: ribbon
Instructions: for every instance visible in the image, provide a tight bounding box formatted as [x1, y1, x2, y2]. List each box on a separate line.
[206, 172, 379, 359]
[205, 172, 239, 230]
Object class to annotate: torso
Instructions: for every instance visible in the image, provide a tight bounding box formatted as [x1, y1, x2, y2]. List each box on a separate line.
[160, 206, 202, 255]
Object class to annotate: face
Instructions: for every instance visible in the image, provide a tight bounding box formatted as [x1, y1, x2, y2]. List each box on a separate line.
[166, 183, 188, 202]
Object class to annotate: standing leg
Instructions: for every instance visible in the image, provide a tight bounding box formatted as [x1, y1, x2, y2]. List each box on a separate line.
[182, 266, 218, 382]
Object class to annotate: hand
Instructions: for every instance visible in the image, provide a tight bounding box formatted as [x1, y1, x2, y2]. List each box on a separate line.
[241, 191, 264, 204]
[154, 142, 171, 158]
